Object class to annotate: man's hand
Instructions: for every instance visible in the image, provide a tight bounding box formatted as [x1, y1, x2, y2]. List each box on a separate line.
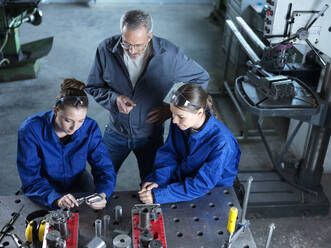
[116, 95, 136, 114]
[56, 194, 79, 208]
[86, 193, 107, 210]
[146, 103, 171, 124]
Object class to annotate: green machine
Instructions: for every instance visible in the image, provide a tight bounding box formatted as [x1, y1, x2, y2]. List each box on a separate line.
[0, 0, 53, 82]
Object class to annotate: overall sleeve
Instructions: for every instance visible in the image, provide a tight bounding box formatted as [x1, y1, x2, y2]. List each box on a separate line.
[87, 124, 117, 199]
[85, 47, 119, 111]
[17, 126, 62, 208]
[152, 143, 235, 204]
[173, 48, 209, 90]
[143, 124, 179, 186]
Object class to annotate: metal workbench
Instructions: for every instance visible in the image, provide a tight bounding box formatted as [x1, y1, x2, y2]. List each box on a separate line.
[0, 187, 256, 247]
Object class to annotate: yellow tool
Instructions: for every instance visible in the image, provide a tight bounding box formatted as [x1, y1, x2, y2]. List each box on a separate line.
[224, 207, 238, 248]
[227, 207, 238, 234]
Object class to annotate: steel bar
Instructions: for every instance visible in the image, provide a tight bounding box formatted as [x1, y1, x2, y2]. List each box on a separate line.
[225, 20, 260, 64]
[236, 16, 266, 51]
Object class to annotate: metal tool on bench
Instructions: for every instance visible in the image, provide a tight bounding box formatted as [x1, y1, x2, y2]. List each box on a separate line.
[77, 193, 103, 205]
[7, 233, 30, 248]
[0, 205, 24, 243]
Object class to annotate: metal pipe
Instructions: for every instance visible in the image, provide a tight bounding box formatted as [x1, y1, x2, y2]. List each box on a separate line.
[319, 60, 331, 101]
[95, 219, 102, 237]
[236, 16, 266, 51]
[265, 223, 276, 248]
[224, 81, 246, 123]
[241, 176, 253, 224]
[225, 20, 260, 64]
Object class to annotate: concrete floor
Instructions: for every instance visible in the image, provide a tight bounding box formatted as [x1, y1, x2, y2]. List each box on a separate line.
[0, 3, 330, 247]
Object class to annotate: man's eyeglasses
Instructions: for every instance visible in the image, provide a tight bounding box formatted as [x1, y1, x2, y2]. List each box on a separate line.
[170, 90, 200, 109]
[120, 41, 147, 51]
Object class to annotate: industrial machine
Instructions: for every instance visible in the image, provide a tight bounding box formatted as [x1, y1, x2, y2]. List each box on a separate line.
[226, 0, 331, 217]
[0, 0, 53, 82]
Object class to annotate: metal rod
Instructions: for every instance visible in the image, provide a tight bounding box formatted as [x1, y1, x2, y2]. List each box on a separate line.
[225, 20, 260, 64]
[305, 4, 329, 30]
[265, 223, 276, 248]
[95, 219, 102, 237]
[305, 39, 327, 67]
[236, 16, 266, 51]
[276, 120, 303, 166]
[241, 176, 253, 224]
[224, 81, 246, 122]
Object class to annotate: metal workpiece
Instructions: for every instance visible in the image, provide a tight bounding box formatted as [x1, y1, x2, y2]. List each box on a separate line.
[114, 205, 123, 223]
[148, 239, 163, 248]
[225, 19, 260, 64]
[46, 230, 66, 248]
[46, 210, 71, 240]
[138, 208, 151, 230]
[139, 230, 154, 247]
[94, 219, 102, 237]
[113, 234, 131, 248]
[77, 193, 103, 205]
[84, 237, 106, 248]
[0, 188, 256, 247]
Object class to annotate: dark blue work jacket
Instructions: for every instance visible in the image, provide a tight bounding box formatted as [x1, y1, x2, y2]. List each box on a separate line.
[17, 110, 116, 208]
[144, 114, 240, 204]
[86, 35, 209, 138]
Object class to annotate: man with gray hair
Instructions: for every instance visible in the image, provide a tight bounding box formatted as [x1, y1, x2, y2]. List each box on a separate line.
[86, 10, 209, 181]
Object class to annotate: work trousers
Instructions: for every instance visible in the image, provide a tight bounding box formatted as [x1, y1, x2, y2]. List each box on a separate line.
[103, 125, 164, 181]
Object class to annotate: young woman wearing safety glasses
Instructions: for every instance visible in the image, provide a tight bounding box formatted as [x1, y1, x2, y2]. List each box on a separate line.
[138, 83, 240, 204]
[17, 78, 116, 209]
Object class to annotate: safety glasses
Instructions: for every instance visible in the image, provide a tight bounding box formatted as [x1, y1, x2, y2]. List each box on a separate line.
[55, 96, 85, 107]
[170, 90, 200, 108]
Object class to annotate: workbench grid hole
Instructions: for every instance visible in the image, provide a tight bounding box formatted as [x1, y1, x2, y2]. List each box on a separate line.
[173, 218, 180, 223]
[217, 230, 224, 235]
[223, 190, 229, 194]
[176, 232, 183, 237]
[207, 191, 211, 195]
[11, 212, 16, 216]
[228, 202, 234, 207]
[243, 246, 249, 248]
[112, 194, 119, 199]
[213, 216, 219, 221]
[193, 217, 200, 222]
[131, 194, 137, 198]
[113, 221, 119, 225]
[14, 199, 21, 204]
[209, 202, 215, 207]
[190, 203, 196, 208]
[197, 231, 203, 236]
[171, 204, 177, 209]
[2, 241, 9, 246]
